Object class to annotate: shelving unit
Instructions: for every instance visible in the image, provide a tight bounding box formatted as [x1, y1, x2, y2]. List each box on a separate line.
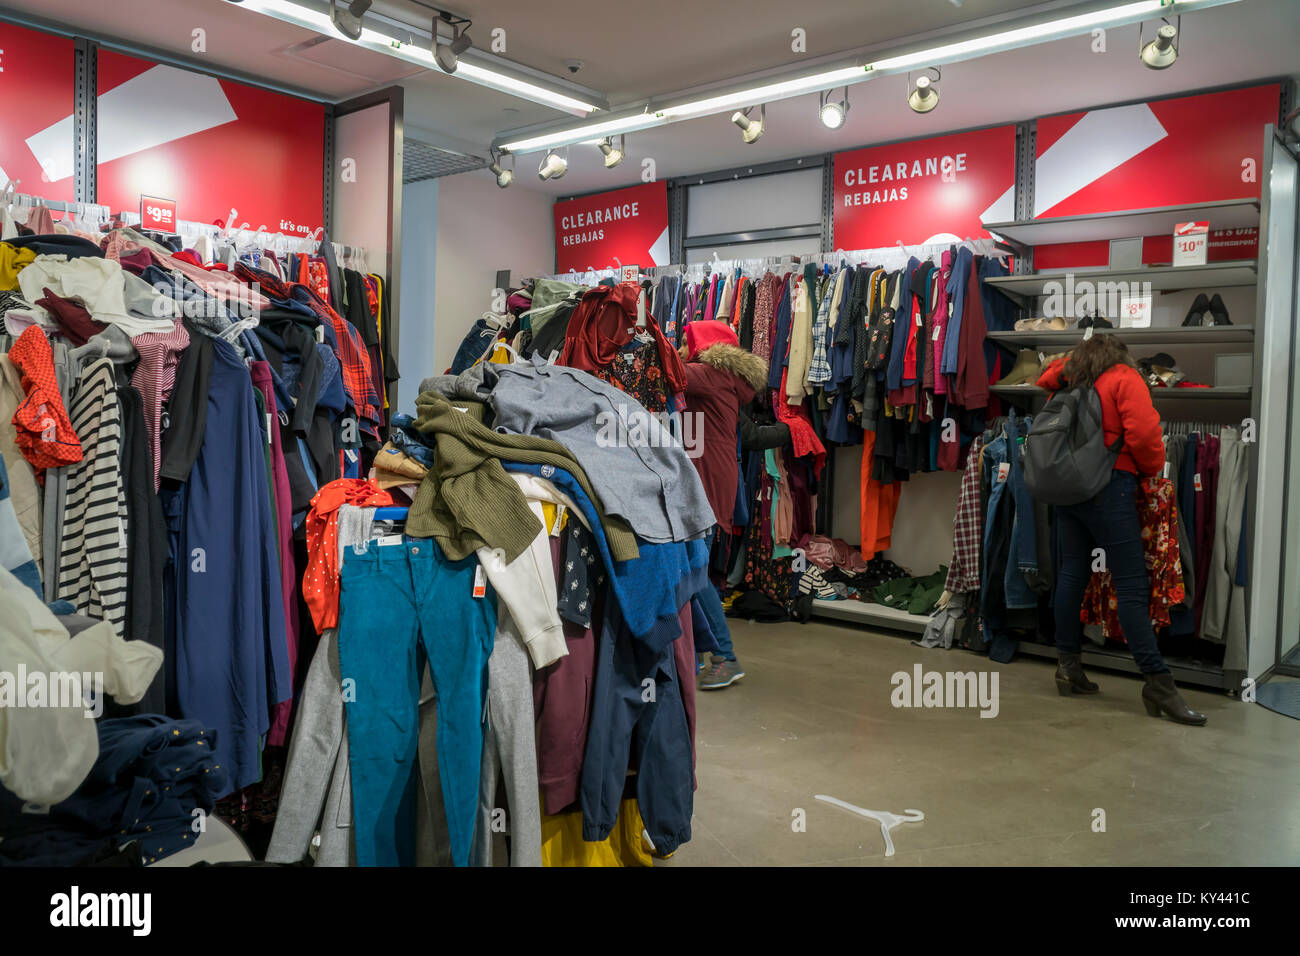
[990, 384, 1252, 403]
[984, 198, 1261, 249]
[811, 599, 930, 633]
[983, 260, 1258, 304]
[986, 324, 1254, 348]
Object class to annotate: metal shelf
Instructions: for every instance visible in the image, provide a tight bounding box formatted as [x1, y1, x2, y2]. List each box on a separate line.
[990, 384, 1252, 402]
[811, 599, 930, 633]
[984, 199, 1260, 248]
[1012, 640, 1229, 692]
[984, 260, 1258, 302]
[986, 324, 1255, 348]
[812, 605, 1230, 691]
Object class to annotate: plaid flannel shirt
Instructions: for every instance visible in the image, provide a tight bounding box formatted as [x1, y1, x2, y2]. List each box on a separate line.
[806, 274, 834, 385]
[945, 434, 983, 593]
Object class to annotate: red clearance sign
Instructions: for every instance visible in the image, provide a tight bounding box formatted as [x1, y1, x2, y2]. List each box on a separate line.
[832, 125, 1017, 250]
[0, 21, 76, 202]
[140, 195, 177, 231]
[554, 181, 669, 273]
[96, 49, 325, 236]
[1034, 84, 1279, 218]
[1030, 83, 1278, 267]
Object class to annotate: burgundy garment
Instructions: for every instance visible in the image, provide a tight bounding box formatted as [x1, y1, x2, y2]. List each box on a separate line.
[116, 248, 155, 276]
[35, 287, 106, 346]
[558, 282, 688, 397]
[786, 458, 814, 543]
[683, 360, 754, 530]
[251, 361, 301, 748]
[953, 258, 989, 410]
[671, 600, 697, 791]
[533, 534, 601, 816]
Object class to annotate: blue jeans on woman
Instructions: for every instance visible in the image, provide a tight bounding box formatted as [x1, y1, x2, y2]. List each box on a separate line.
[1052, 470, 1169, 674]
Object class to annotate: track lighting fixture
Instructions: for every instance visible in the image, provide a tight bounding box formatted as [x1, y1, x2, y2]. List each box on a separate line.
[819, 88, 849, 130]
[488, 151, 513, 188]
[538, 150, 568, 181]
[330, 0, 371, 41]
[598, 135, 625, 169]
[433, 11, 473, 74]
[731, 105, 765, 144]
[1139, 18, 1179, 69]
[907, 70, 940, 113]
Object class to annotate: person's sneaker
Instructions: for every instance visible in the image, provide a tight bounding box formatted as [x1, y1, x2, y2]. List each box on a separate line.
[699, 657, 745, 690]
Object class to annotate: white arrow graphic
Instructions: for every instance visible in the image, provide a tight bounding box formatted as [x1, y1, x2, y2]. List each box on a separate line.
[25, 64, 238, 184]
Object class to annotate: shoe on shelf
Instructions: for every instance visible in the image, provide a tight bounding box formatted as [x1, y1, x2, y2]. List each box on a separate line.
[1141, 672, 1207, 725]
[1208, 293, 1232, 326]
[1091, 314, 1113, 329]
[699, 656, 745, 690]
[1182, 293, 1211, 327]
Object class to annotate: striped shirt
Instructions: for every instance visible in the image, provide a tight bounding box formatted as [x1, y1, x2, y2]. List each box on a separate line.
[57, 358, 127, 635]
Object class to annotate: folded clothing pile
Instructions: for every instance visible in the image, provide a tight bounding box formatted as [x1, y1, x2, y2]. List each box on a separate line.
[796, 533, 868, 574]
[0, 715, 227, 866]
[824, 556, 911, 594]
[871, 566, 949, 615]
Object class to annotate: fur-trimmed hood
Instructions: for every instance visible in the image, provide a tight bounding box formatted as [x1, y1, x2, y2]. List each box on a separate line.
[694, 342, 768, 391]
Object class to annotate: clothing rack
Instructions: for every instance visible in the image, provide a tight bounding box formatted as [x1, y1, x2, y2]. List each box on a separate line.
[536, 237, 1008, 288]
[3, 187, 112, 223]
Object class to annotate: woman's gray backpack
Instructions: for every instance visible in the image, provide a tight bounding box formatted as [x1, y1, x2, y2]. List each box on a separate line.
[1022, 386, 1123, 505]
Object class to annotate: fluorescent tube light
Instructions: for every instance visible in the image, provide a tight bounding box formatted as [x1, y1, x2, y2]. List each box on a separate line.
[497, 0, 1241, 153]
[234, 0, 598, 115]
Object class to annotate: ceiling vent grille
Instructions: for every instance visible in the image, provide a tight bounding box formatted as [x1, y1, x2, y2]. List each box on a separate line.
[403, 139, 487, 182]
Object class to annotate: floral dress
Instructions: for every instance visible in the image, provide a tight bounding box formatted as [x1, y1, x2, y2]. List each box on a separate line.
[1080, 477, 1186, 639]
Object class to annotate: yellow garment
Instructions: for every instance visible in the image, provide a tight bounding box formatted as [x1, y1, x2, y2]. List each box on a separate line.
[539, 502, 568, 536]
[541, 799, 653, 867]
[0, 244, 35, 290]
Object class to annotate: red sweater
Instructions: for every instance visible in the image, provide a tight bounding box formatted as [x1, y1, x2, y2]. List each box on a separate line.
[1036, 358, 1164, 476]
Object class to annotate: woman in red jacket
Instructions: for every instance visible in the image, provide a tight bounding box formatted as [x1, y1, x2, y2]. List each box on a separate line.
[1036, 336, 1206, 725]
[680, 320, 771, 690]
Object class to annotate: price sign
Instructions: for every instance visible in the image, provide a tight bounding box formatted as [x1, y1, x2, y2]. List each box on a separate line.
[621, 264, 641, 281]
[140, 194, 177, 231]
[1120, 290, 1153, 328]
[1172, 220, 1209, 267]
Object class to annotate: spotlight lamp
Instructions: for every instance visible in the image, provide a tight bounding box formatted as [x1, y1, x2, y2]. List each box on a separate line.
[488, 151, 514, 188]
[1139, 17, 1179, 70]
[538, 150, 568, 181]
[731, 105, 766, 144]
[819, 88, 849, 129]
[330, 0, 372, 41]
[434, 11, 473, 74]
[599, 135, 626, 169]
[907, 69, 941, 114]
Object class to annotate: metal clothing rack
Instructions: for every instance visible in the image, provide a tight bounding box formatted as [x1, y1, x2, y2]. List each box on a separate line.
[534, 237, 1009, 288]
[3, 187, 112, 223]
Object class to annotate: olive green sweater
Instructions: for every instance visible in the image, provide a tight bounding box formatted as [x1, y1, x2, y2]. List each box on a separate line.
[407, 391, 639, 563]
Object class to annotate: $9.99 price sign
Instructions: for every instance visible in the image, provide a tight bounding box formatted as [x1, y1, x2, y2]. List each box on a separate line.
[140, 195, 177, 231]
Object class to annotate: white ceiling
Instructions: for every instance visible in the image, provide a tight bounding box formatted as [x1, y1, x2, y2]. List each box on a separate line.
[2, 0, 1296, 195]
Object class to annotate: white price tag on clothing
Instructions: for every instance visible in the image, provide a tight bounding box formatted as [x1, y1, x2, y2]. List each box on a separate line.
[997, 462, 1010, 483]
[376, 535, 403, 547]
[473, 564, 487, 599]
[1163, 462, 1171, 479]
[932, 325, 941, 341]
[550, 504, 567, 536]
[1193, 473, 1203, 492]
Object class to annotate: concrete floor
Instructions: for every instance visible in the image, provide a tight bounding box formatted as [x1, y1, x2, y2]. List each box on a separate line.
[664, 618, 1300, 866]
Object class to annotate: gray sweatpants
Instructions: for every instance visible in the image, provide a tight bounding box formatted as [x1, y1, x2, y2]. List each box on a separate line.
[470, 610, 542, 867]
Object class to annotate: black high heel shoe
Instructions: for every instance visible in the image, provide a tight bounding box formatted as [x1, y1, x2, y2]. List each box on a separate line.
[1182, 293, 1210, 327]
[1208, 293, 1232, 326]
